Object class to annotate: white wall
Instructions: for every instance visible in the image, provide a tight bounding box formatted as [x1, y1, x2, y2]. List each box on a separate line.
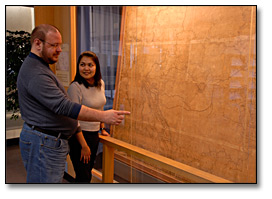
[6, 6, 35, 139]
[6, 6, 34, 33]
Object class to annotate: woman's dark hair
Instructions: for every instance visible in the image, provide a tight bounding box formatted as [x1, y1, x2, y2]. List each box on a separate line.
[72, 51, 102, 89]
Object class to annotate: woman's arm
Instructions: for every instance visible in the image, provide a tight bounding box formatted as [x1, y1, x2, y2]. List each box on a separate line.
[100, 123, 110, 136]
[75, 131, 91, 164]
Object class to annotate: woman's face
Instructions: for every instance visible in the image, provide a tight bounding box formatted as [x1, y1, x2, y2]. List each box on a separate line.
[79, 56, 96, 83]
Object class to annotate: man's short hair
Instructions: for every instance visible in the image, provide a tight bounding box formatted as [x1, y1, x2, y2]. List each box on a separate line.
[30, 24, 60, 45]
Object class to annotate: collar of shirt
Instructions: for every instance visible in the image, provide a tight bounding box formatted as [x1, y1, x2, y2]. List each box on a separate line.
[29, 52, 50, 68]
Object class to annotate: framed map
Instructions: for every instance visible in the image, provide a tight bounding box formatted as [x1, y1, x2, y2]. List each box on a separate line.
[112, 6, 256, 183]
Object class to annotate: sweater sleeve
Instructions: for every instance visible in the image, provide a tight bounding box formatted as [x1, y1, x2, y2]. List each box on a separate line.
[27, 73, 81, 119]
[67, 82, 82, 104]
[101, 80, 106, 111]
[67, 82, 83, 133]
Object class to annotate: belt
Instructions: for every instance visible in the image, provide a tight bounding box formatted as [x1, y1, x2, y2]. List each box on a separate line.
[26, 123, 71, 140]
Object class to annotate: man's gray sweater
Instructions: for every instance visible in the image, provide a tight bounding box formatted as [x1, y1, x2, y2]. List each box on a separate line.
[17, 52, 82, 136]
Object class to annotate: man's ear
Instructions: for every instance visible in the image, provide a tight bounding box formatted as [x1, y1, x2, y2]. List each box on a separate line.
[33, 38, 43, 51]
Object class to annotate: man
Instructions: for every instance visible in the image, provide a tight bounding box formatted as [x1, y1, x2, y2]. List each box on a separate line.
[17, 24, 130, 183]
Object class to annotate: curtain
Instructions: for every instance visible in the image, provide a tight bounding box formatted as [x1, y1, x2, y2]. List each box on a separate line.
[77, 6, 122, 110]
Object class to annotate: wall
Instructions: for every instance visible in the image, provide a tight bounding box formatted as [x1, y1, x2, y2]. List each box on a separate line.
[35, 6, 71, 45]
[6, 6, 34, 33]
[34, 6, 75, 89]
[6, 6, 35, 139]
[112, 6, 256, 183]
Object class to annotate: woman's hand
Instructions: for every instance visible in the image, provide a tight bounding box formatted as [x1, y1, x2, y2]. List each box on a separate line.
[80, 145, 91, 164]
[101, 129, 110, 136]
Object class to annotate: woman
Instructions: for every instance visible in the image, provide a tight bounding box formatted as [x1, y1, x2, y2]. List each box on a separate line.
[67, 51, 109, 183]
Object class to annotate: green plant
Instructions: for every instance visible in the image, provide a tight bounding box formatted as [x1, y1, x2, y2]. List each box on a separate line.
[6, 30, 31, 120]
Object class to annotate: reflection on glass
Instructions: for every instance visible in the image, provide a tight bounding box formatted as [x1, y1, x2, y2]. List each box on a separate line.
[113, 6, 256, 183]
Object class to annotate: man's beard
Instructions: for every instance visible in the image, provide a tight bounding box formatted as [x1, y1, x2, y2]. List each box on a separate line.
[41, 48, 59, 64]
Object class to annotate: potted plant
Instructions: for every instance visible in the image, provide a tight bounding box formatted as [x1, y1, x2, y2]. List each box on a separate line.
[6, 30, 31, 120]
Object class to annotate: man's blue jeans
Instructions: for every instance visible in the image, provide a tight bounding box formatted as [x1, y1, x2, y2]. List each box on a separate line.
[19, 123, 69, 183]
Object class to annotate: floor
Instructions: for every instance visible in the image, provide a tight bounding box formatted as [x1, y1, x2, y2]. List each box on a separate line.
[6, 139, 27, 183]
[6, 138, 161, 183]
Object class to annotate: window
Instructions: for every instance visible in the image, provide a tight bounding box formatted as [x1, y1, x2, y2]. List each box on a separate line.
[76, 6, 122, 110]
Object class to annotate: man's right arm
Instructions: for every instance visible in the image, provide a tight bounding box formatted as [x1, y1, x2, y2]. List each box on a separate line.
[28, 74, 130, 125]
[77, 105, 130, 125]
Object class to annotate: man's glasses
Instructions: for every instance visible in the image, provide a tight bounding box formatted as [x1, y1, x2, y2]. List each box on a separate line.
[39, 39, 62, 49]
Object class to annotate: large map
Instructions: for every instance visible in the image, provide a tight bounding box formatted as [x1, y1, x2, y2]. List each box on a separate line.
[112, 6, 256, 183]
